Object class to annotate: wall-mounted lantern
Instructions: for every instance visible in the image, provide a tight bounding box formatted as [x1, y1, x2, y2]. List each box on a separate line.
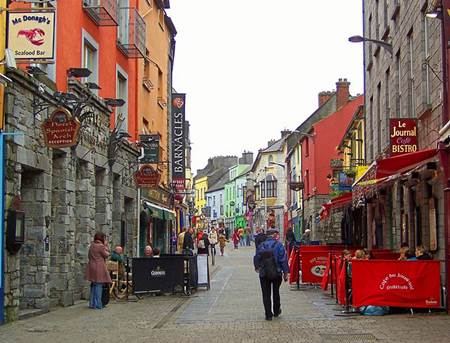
[6, 210, 25, 254]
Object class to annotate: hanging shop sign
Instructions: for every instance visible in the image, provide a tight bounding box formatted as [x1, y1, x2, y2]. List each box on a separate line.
[389, 118, 418, 157]
[42, 108, 80, 148]
[7, 10, 56, 61]
[139, 134, 160, 164]
[135, 165, 161, 188]
[172, 177, 185, 201]
[171, 93, 186, 179]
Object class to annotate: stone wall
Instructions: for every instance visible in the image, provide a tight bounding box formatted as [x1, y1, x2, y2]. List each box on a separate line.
[3, 70, 139, 322]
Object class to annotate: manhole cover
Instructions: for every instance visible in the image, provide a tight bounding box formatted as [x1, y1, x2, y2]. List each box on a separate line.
[320, 333, 377, 343]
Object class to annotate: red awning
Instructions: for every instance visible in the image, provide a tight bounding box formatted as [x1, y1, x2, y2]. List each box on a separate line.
[376, 148, 437, 178]
[320, 192, 352, 220]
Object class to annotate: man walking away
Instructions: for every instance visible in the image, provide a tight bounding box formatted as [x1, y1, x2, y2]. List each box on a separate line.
[253, 228, 289, 321]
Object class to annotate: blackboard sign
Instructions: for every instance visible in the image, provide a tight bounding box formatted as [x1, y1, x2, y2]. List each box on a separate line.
[132, 257, 184, 293]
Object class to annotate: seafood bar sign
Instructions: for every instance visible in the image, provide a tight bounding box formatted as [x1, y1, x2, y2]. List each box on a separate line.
[7, 11, 56, 60]
[389, 118, 418, 157]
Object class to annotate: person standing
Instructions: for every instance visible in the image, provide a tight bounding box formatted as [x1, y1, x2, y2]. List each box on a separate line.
[285, 227, 296, 257]
[245, 227, 252, 246]
[85, 232, 112, 309]
[177, 227, 187, 253]
[238, 227, 245, 247]
[232, 228, 240, 249]
[300, 229, 311, 245]
[183, 227, 195, 255]
[253, 228, 289, 321]
[218, 233, 227, 256]
[197, 231, 210, 255]
[209, 228, 218, 256]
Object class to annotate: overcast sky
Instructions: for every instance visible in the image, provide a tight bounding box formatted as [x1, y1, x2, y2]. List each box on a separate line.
[169, 1, 364, 174]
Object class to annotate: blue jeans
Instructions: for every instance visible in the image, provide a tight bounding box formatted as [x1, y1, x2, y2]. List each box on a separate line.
[89, 282, 103, 309]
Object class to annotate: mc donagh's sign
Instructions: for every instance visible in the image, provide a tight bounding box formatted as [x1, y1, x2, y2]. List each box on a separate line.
[389, 118, 418, 157]
[42, 108, 80, 148]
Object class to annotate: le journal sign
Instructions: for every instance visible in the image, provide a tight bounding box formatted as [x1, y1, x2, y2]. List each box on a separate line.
[389, 118, 418, 157]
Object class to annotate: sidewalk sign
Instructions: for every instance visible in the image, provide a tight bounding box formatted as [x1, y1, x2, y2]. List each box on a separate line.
[197, 254, 210, 289]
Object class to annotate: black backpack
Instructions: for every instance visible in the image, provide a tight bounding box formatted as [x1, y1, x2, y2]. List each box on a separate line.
[259, 240, 279, 281]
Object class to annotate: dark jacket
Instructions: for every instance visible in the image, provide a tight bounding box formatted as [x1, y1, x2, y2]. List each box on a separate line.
[183, 231, 194, 251]
[253, 237, 289, 278]
[285, 229, 295, 246]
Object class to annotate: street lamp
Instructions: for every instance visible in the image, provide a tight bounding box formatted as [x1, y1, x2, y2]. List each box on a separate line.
[348, 35, 393, 55]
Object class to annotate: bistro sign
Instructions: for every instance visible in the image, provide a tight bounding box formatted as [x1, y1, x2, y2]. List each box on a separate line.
[7, 10, 56, 60]
[389, 118, 418, 157]
[42, 108, 80, 148]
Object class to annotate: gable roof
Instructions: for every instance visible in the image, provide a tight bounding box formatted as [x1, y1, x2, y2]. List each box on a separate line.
[206, 172, 229, 193]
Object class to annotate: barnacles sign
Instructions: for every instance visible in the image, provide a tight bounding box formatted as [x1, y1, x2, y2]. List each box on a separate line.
[7, 10, 56, 61]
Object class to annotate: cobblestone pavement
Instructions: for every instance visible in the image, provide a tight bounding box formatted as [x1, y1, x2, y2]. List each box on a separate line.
[1, 245, 450, 343]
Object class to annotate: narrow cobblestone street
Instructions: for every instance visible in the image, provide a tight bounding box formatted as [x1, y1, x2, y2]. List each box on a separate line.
[1, 245, 450, 343]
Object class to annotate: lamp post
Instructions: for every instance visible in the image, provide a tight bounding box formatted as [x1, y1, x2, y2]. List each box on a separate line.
[348, 35, 393, 55]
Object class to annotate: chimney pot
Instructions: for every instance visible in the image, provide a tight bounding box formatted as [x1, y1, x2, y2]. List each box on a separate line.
[336, 78, 351, 110]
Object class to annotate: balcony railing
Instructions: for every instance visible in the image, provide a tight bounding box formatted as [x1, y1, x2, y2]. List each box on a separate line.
[117, 8, 146, 59]
[83, 0, 118, 26]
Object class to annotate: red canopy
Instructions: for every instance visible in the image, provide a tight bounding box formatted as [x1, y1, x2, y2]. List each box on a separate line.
[376, 148, 437, 178]
[320, 192, 352, 220]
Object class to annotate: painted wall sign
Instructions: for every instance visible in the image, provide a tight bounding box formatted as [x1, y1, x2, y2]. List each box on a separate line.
[7, 11, 56, 60]
[42, 108, 80, 148]
[135, 165, 161, 188]
[389, 118, 418, 157]
[171, 93, 186, 179]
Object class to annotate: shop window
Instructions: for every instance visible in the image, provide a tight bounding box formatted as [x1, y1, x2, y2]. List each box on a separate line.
[116, 66, 128, 132]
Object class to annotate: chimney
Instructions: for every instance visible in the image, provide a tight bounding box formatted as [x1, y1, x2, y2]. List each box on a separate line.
[239, 151, 254, 165]
[318, 91, 333, 107]
[281, 130, 291, 138]
[336, 78, 350, 110]
[267, 139, 276, 147]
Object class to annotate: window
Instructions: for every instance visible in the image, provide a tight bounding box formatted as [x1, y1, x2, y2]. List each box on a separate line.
[377, 82, 382, 154]
[385, 68, 390, 146]
[266, 181, 277, 198]
[407, 30, 415, 117]
[158, 9, 165, 31]
[116, 65, 128, 132]
[422, 8, 431, 105]
[157, 68, 163, 98]
[117, 2, 130, 45]
[260, 181, 266, 198]
[375, 0, 380, 39]
[268, 155, 273, 164]
[304, 138, 309, 157]
[213, 196, 216, 207]
[369, 96, 374, 160]
[82, 30, 99, 87]
[395, 50, 401, 117]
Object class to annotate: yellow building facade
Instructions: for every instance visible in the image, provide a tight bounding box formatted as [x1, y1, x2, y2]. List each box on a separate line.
[194, 176, 208, 216]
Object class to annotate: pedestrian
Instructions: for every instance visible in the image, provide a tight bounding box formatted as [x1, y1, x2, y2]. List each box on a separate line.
[254, 227, 267, 250]
[197, 231, 210, 255]
[183, 227, 195, 255]
[209, 228, 218, 256]
[245, 227, 252, 246]
[170, 229, 177, 254]
[218, 234, 227, 256]
[177, 227, 187, 254]
[253, 228, 289, 321]
[238, 227, 245, 247]
[300, 229, 311, 245]
[285, 227, 295, 256]
[85, 232, 112, 310]
[232, 228, 240, 249]
[144, 245, 153, 257]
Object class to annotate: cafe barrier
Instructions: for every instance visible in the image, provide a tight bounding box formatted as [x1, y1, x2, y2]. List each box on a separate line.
[300, 250, 329, 283]
[132, 255, 198, 294]
[352, 260, 441, 308]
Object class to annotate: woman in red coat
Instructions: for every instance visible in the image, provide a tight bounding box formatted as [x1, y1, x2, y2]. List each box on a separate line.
[85, 232, 111, 309]
[232, 229, 240, 249]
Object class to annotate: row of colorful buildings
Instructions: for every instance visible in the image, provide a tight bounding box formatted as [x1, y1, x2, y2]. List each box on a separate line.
[0, 0, 192, 323]
[193, 0, 450, 310]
